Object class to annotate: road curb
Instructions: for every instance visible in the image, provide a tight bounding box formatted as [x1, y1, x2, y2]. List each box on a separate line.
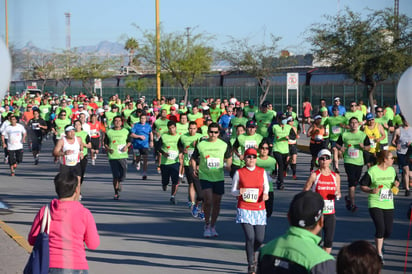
[0, 219, 32, 253]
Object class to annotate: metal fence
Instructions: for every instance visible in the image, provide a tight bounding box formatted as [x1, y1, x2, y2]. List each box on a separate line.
[10, 83, 397, 114]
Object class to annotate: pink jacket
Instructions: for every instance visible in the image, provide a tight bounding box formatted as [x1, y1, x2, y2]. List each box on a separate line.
[28, 199, 100, 270]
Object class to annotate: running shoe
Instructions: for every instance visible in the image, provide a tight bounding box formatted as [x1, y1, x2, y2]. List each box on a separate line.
[405, 189, 411, 196]
[91, 159, 95, 166]
[162, 184, 167, 191]
[142, 175, 147, 180]
[10, 171, 15, 176]
[210, 226, 219, 237]
[203, 224, 212, 238]
[34, 158, 39, 165]
[292, 175, 297, 180]
[379, 254, 384, 265]
[351, 204, 358, 212]
[283, 171, 287, 177]
[197, 212, 205, 221]
[113, 194, 119, 200]
[136, 161, 141, 171]
[187, 201, 193, 208]
[247, 264, 256, 274]
[277, 184, 285, 190]
[344, 196, 351, 211]
[191, 204, 199, 218]
[170, 196, 177, 205]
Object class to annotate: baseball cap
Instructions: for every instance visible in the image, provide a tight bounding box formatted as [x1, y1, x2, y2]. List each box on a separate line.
[153, 108, 159, 112]
[366, 113, 374, 121]
[314, 115, 322, 120]
[170, 106, 176, 111]
[244, 148, 257, 157]
[334, 97, 341, 101]
[78, 104, 84, 108]
[246, 120, 257, 128]
[65, 125, 75, 132]
[289, 191, 324, 228]
[317, 149, 332, 158]
[96, 108, 104, 114]
[235, 101, 241, 106]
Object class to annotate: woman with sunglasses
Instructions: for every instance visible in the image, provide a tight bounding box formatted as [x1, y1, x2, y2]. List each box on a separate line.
[256, 139, 277, 217]
[231, 148, 269, 274]
[303, 149, 341, 254]
[360, 150, 400, 263]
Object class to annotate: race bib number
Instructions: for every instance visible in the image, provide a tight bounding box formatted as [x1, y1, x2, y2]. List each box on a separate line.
[379, 189, 393, 201]
[31, 123, 40, 130]
[42, 108, 49, 114]
[64, 153, 78, 166]
[168, 150, 178, 160]
[207, 157, 220, 169]
[323, 200, 335, 214]
[369, 138, 376, 148]
[348, 147, 359, 158]
[332, 126, 341, 134]
[245, 140, 257, 149]
[90, 129, 97, 136]
[242, 188, 259, 203]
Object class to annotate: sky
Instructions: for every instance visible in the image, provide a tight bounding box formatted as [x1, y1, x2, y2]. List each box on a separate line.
[0, 0, 411, 54]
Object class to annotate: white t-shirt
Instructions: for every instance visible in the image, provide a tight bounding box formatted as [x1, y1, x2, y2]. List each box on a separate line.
[2, 124, 26, 150]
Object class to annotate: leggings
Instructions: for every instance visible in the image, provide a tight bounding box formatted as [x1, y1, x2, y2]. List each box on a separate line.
[240, 223, 265, 266]
[79, 157, 88, 184]
[265, 192, 274, 218]
[322, 214, 336, 248]
[273, 152, 288, 185]
[369, 208, 394, 238]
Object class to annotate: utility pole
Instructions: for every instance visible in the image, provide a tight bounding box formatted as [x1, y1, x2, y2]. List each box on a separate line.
[5, 0, 8, 47]
[394, 0, 399, 37]
[155, 0, 161, 100]
[65, 12, 71, 50]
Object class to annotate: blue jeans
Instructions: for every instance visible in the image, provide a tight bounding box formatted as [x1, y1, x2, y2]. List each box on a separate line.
[49, 269, 89, 274]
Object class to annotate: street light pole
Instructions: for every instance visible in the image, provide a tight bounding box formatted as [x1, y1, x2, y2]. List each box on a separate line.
[155, 0, 161, 100]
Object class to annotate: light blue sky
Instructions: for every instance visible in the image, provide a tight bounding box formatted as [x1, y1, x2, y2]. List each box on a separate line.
[1, 0, 411, 53]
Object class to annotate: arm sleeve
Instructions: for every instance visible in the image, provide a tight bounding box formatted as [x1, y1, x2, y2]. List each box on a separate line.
[263, 170, 269, 194]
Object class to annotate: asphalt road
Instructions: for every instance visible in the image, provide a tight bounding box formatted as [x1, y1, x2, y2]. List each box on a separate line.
[0, 137, 411, 274]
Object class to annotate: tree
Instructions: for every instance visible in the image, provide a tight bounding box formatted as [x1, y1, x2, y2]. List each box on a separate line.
[125, 76, 148, 98]
[21, 52, 56, 91]
[219, 35, 283, 105]
[53, 49, 80, 92]
[124, 37, 139, 67]
[139, 28, 214, 103]
[309, 8, 412, 113]
[70, 54, 117, 94]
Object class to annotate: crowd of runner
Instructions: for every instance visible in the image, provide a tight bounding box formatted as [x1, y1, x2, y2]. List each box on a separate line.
[0, 90, 407, 273]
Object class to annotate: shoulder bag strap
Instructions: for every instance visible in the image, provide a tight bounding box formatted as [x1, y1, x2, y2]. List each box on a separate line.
[40, 205, 52, 234]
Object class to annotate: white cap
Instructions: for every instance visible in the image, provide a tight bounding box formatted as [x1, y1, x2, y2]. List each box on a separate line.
[314, 115, 322, 120]
[317, 149, 332, 158]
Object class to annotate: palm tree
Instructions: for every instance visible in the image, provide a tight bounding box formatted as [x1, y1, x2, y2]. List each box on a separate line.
[124, 38, 139, 66]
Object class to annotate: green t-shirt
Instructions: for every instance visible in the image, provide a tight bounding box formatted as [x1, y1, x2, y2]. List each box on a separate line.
[105, 111, 119, 129]
[393, 114, 403, 127]
[196, 138, 229, 182]
[321, 117, 330, 138]
[384, 107, 394, 121]
[230, 138, 242, 167]
[244, 106, 259, 120]
[179, 133, 202, 166]
[38, 104, 51, 121]
[209, 107, 222, 122]
[54, 118, 72, 139]
[341, 130, 368, 166]
[324, 116, 347, 141]
[154, 118, 170, 138]
[365, 165, 396, 209]
[344, 110, 363, 124]
[236, 133, 263, 155]
[75, 130, 89, 156]
[188, 112, 203, 122]
[375, 116, 389, 144]
[230, 117, 248, 139]
[256, 156, 276, 192]
[200, 125, 208, 137]
[255, 111, 275, 137]
[176, 122, 189, 136]
[160, 133, 181, 165]
[272, 124, 292, 154]
[106, 128, 130, 160]
[56, 106, 72, 118]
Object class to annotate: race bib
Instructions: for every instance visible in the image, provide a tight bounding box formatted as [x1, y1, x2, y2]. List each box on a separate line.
[168, 150, 178, 160]
[369, 138, 376, 149]
[31, 123, 40, 130]
[117, 144, 126, 153]
[323, 200, 335, 214]
[64, 153, 79, 166]
[348, 147, 359, 158]
[245, 140, 257, 149]
[207, 157, 220, 169]
[242, 188, 259, 203]
[315, 135, 323, 141]
[90, 129, 97, 136]
[332, 126, 341, 134]
[42, 108, 49, 114]
[379, 189, 393, 201]
[187, 149, 194, 159]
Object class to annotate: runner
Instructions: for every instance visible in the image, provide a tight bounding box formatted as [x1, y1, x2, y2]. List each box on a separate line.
[130, 113, 153, 180]
[230, 125, 246, 178]
[285, 116, 299, 179]
[255, 102, 275, 138]
[302, 97, 312, 134]
[74, 120, 91, 187]
[375, 106, 393, 151]
[307, 115, 327, 172]
[52, 125, 84, 184]
[178, 121, 204, 217]
[360, 150, 400, 263]
[303, 149, 341, 254]
[363, 113, 385, 168]
[88, 114, 103, 165]
[104, 116, 131, 200]
[1, 115, 26, 176]
[27, 109, 47, 165]
[156, 121, 182, 204]
[336, 117, 371, 211]
[191, 122, 232, 237]
[231, 148, 269, 274]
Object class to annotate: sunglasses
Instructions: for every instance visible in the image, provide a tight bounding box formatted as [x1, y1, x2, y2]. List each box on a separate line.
[351, 104, 357, 107]
[260, 147, 269, 150]
[377, 110, 383, 112]
[318, 156, 331, 161]
[245, 155, 257, 159]
[209, 131, 219, 134]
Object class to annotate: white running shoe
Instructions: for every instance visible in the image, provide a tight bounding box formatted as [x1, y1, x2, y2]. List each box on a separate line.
[210, 226, 219, 237]
[203, 224, 212, 238]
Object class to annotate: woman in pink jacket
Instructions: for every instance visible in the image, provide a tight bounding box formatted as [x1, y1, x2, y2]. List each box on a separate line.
[28, 172, 100, 273]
